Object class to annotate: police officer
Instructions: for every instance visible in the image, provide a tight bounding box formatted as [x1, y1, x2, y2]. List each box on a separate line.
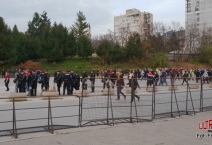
[69, 70, 75, 95]
[63, 71, 71, 95]
[13, 72, 20, 92]
[74, 72, 80, 90]
[39, 72, 45, 91]
[18, 70, 26, 92]
[29, 70, 38, 96]
[55, 70, 62, 95]
[44, 71, 50, 90]
[90, 70, 95, 93]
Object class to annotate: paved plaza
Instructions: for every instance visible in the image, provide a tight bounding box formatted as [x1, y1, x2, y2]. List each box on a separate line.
[0, 77, 211, 144]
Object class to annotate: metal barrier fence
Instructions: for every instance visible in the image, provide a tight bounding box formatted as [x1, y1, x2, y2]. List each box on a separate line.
[0, 77, 211, 138]
[80, 77, 212, 125]
[0, 96, 80, 138]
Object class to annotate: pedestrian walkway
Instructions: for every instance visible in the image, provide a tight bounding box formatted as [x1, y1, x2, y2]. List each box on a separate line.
[1, 111, 211, 145]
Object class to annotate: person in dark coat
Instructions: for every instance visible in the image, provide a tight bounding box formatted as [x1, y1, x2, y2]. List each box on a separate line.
[129, 72, 140, 103]
[70, 70, 75, 95]
[181, 70, 189, 85]
[195, 68, 201, 83]
[29, 70, 38, 96]
[55, 70, 62, 95]
[74, 72, 80, 90]
[90, 70, 95, 93]
[110, 71, 117, 89]
[63, 71, 71, 95]
[18, 70, 26, 92]
[81, 70, 88, 90]
[116, 70, 126, 100]
[43, 71, 50, 91]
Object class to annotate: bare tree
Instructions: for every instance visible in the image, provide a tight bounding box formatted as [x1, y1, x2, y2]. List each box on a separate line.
[186, 21, 201, 57]
[116, 24, 131, 47]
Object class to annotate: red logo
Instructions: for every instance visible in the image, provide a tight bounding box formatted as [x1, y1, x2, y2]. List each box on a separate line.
[199, 119, 212, 130]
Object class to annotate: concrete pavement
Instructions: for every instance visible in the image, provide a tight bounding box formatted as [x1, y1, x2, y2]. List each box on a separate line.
[0, 111, 211, 145]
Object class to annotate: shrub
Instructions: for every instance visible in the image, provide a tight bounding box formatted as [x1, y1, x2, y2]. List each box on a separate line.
[17, 60, 42, 70]
[151, 53, 170, 68]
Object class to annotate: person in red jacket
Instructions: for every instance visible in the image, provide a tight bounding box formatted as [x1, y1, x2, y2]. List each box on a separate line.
[4, 71, 10, 91]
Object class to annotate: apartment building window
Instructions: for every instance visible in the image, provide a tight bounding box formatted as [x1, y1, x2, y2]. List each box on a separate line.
[195, 1, 200, 11]
[187, 3, 191, 12]
[197, 17, 200, 22]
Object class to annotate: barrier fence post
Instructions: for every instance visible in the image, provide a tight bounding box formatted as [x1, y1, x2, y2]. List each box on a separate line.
[153, 80, 156, 119]
[186, 83, 189, 115]
[188, 85, 196, 115]
[109, 85, 114, 126]
[48, 96, 54, 134]
[130, 78, 133, 123]
[200, 77, 203, 112]
[173, 84, 180, 117]
[134, 78, 138, 123]
[48, 97, 50, 129]
[171, 84, 173, 117]
[78, 94, 81, 127]
[152, 80, 155, 120]
[80, 82, 84, 126]
[12, 98, 17, 138]
[107, 85, 109, 124]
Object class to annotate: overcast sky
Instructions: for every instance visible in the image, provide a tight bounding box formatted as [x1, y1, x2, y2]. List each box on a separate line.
[0, 0, 185, 36]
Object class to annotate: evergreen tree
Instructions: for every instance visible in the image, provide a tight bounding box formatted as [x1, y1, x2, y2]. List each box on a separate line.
[27, 11, 51, 37]
[48, 43, 63, 62]
[71, 11, 90, 38]
[96, 39, 111, 63]
[77, 36, 93, 59]
[125, 33, 143, 59]
[96, 39, 123, 64]
[64, 30, 77, 57]
[0, 17, 15, 66]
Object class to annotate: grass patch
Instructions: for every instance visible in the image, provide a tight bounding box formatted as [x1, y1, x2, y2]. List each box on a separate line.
[11, 58, 210, 76]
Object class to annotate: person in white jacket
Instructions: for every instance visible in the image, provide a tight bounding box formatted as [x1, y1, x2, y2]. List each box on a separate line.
[201, 69, 209, 84]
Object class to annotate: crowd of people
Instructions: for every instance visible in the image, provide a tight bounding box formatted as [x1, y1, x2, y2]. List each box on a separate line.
[2, 67, 212, 103]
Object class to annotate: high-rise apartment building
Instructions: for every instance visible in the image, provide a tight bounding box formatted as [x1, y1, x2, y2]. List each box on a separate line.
[186, 0, 212, 52]
[114, 9, 153, 46]
[186, 0, 212, 29]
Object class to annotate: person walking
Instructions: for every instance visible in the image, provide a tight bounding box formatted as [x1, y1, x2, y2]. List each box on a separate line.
[4, 71, 10, 91]
[90, 70, 95, 93]
[130, 72, 140, 103]
[160, 69, 168, 86]
[116, 70, 126, 100]
[181, 70, 189, 85]
[146, 71, 154, 90]
[202, 69, 209, 84]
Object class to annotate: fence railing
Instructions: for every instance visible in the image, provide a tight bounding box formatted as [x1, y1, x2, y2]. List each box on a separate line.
[0, 77, 211, 138]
